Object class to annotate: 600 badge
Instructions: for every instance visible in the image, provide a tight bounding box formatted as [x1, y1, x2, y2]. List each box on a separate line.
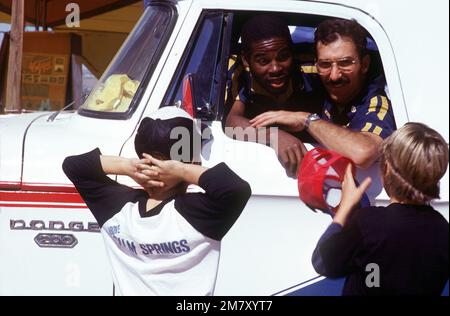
[34, 233, 78, 249]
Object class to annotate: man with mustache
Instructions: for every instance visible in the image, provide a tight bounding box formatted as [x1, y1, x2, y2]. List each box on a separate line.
[250, 19, 396, 169]
[225, 15, 322, 178]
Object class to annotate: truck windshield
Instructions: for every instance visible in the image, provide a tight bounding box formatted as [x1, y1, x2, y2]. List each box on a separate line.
[79, 3, 175, 117]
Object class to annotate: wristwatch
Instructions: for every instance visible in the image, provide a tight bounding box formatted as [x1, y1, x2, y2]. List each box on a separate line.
[305, 113, 321, 129]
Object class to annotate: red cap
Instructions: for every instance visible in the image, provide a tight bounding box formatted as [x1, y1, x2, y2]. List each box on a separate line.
[298, 148, 355, 213]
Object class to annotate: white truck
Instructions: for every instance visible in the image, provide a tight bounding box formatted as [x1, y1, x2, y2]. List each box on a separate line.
[0, 0, 448, 295]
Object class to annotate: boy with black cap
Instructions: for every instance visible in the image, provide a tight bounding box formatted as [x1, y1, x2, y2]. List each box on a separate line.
[63, 107, 251, 296]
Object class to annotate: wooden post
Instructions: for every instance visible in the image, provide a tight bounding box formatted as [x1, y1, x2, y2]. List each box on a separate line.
[5, 0, 25, 112]
[71, 34, 83, 109]
[71, 54, 83, 109]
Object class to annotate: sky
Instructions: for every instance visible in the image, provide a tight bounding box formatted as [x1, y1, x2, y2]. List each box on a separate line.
[0, 23, 38, 32]
[0, 23, 9, 32]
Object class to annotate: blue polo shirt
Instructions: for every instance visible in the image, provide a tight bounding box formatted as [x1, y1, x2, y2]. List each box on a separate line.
[320, 75, 396, 139]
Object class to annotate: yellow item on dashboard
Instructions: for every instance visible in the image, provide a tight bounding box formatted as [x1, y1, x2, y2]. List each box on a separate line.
[86, 74, 140, 112]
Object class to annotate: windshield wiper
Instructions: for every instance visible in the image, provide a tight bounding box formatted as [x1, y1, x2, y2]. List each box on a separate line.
[47, 93, 88, 122]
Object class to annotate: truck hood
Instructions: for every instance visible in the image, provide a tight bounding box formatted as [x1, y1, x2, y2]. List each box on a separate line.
[0, 112, 52, 188]
[0, 110, 138, 191]
[20, 111, 141, 188]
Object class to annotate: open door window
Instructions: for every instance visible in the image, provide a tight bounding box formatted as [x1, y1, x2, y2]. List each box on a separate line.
[162, 12, 230, 121]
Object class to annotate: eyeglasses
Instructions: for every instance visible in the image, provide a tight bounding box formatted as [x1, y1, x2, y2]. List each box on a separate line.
[315, 57, 358, 75]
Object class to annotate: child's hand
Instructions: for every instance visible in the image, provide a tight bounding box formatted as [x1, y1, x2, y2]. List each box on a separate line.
[340, 164, 372, 210]
[140, 153, 185, 189]
[130, 157, 165, 189]
[334, 164, 372, 226]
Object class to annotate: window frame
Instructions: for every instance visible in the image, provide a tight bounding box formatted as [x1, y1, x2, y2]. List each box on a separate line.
[189, 0, 408, 134]
[77, 1, 178, 120]
[161, 10, 233, 122]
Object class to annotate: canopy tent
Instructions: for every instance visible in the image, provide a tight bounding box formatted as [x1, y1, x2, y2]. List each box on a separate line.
[0, 0, 142, 29]
[0, 1, 145, 112]
[2, 2, 144, 78]
[53, 2, 144, 77]
[54, 2, 143, 33]
[0, 10, 9, 23]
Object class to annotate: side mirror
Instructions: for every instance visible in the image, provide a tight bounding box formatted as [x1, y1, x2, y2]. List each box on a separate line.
[181, 74, 215, 121]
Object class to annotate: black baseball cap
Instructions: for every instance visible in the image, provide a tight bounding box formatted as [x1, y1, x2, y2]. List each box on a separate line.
[134, 107, 202, 162]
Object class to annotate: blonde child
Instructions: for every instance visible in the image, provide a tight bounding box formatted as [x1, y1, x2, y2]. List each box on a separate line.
[312, 122, 449, 295]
